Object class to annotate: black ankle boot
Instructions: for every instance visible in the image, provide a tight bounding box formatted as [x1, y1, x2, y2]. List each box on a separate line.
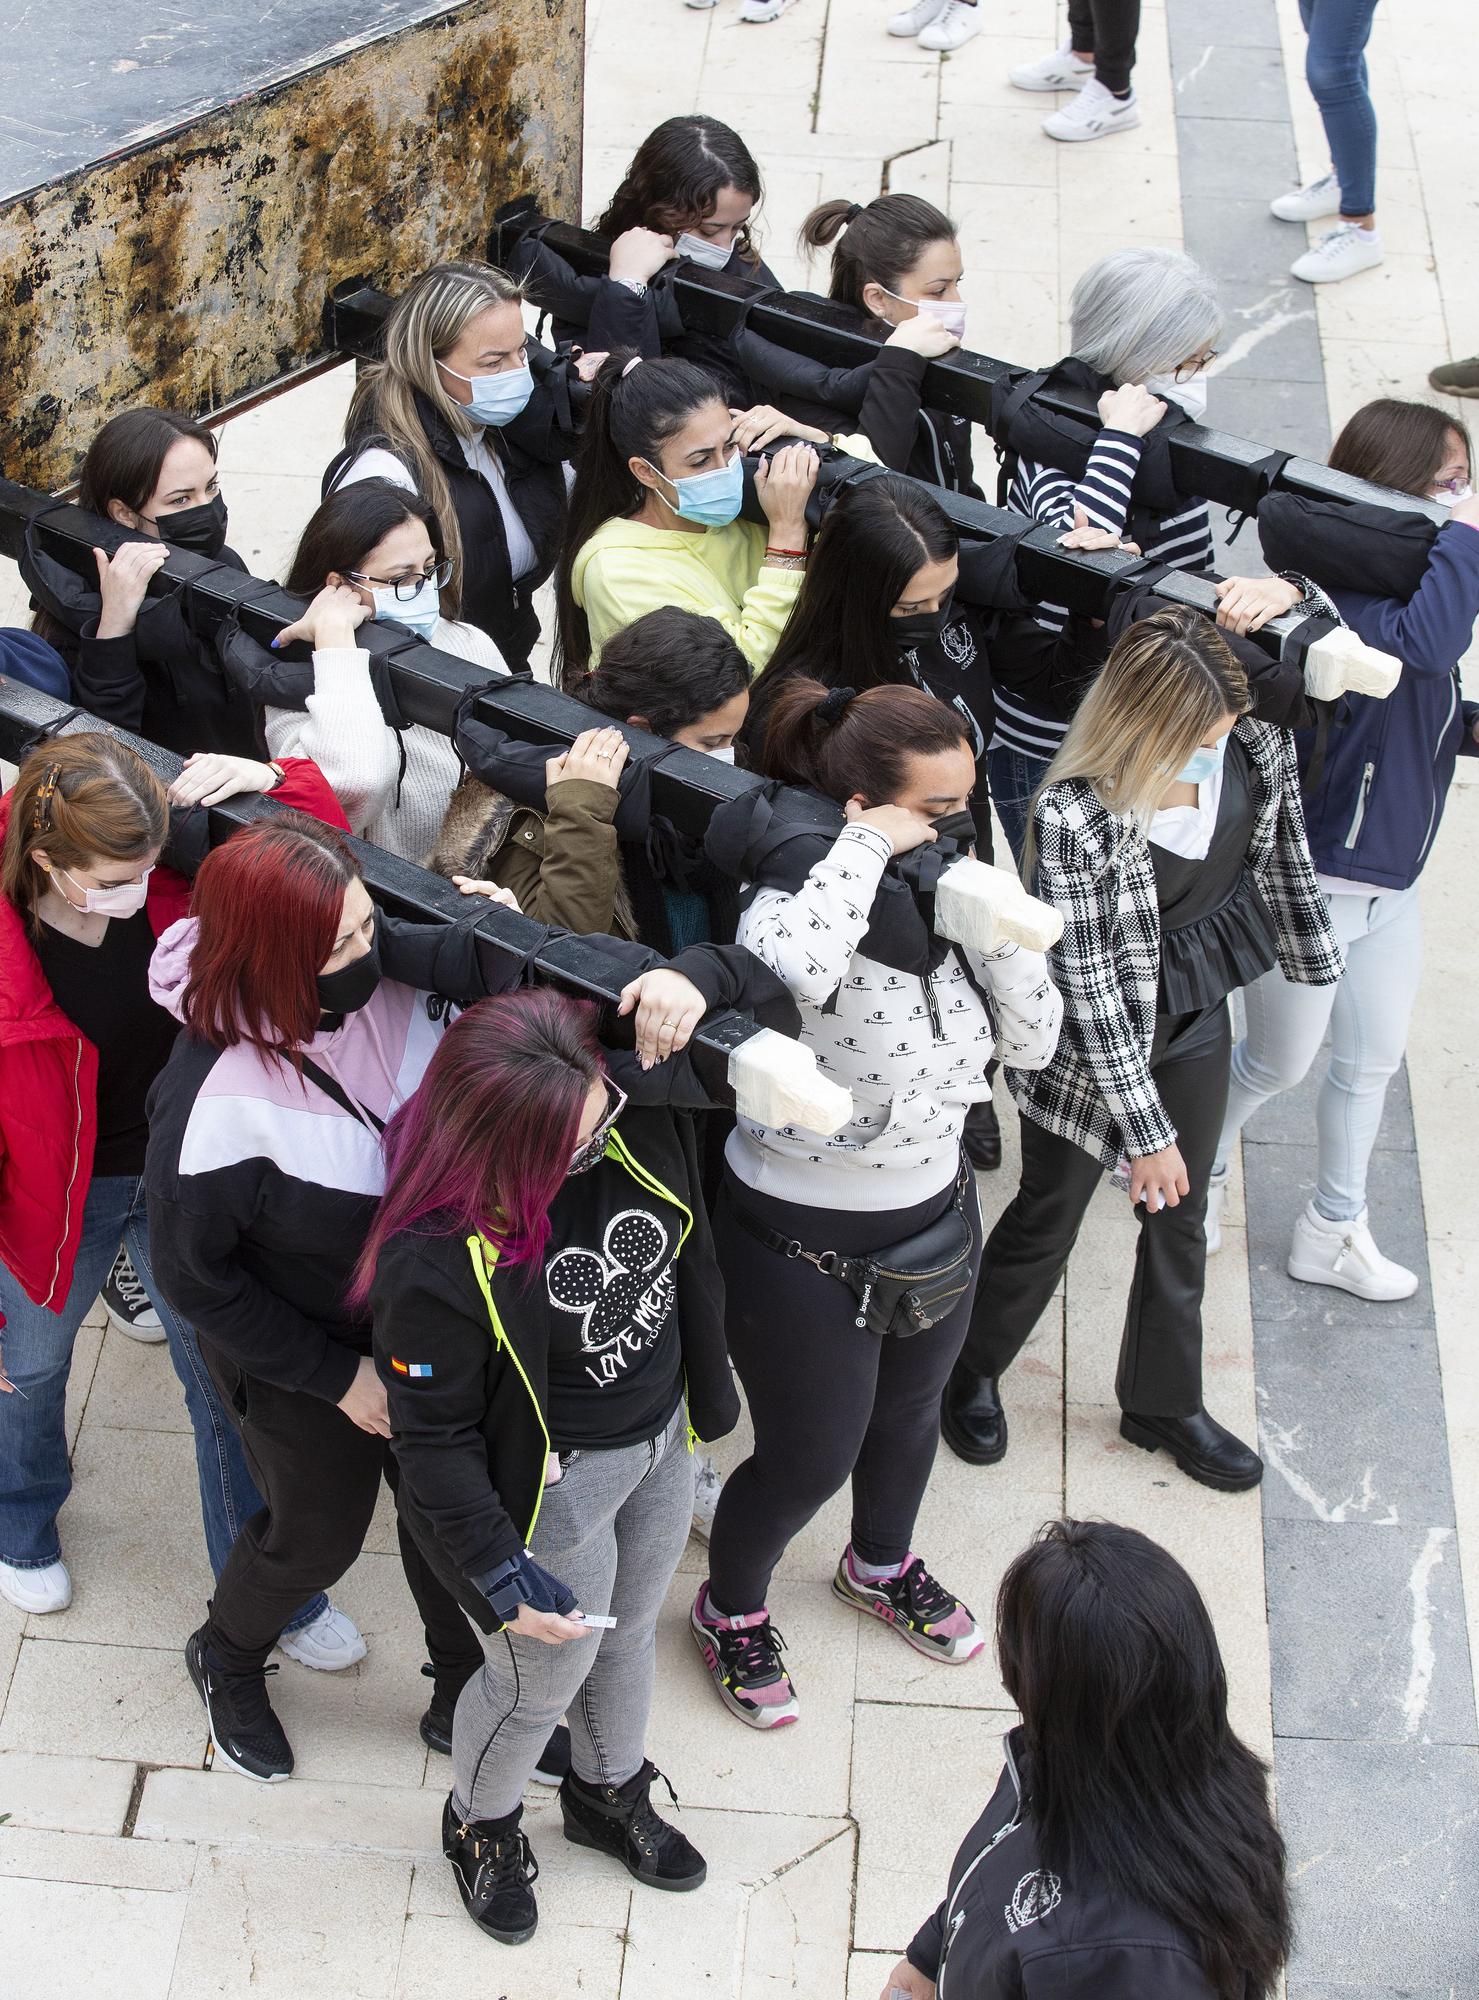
[1119, 1407, 1263, 1493]
[418, 1660, 482, 1756]
[560, 1760, 706, 1891]
[962, 1097, 1002, 1171]
[442, 1794, 539, 1945]
[941, 1361, 1008, 1465]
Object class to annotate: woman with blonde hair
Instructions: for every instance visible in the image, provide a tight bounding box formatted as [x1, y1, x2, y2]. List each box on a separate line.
[324, 260, 571, 671]
[942, 608, 1342, 1493]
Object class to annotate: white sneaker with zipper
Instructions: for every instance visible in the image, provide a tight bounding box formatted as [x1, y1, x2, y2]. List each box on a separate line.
[1010, 42, 1094, 90]
[0, 1557, 72, 1615]
[888, 0, 947, 35]
[1291, 222, 1383, 284]
[1205, 1167, 1228, 1256]
[278, 1602, 368, 1671]
[691, 1454, 723, 1542]
[1287, 1201, 1418, 1302]
[1270, 172, 1342, 222]
[917, 0, 982, 49]
[1043, 77, 1141, 141]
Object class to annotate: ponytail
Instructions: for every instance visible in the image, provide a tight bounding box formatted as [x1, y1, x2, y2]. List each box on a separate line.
[759, 675, 970, 802]
[798, 193, 957, 313]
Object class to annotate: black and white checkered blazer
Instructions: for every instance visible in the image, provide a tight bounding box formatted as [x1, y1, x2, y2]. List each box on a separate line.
[1006, 718, 1344, 1169]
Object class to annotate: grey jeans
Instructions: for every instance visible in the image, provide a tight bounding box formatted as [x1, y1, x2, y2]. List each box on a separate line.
[451, 1401, 695, 1822]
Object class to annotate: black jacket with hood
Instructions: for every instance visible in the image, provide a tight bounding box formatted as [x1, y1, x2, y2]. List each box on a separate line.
[908, 1730, 1221, 1999]
[22, 531, 263, 758]
[368, 940, 799, 1629]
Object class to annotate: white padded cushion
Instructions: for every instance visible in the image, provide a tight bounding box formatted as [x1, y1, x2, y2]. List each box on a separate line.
[933, 857, 1065, 954]
[1303, 629, 1402, 701]
[727, 1028, 854, 1136]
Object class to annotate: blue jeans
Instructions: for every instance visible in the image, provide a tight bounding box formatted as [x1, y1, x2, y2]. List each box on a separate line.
[1299, 0, 1380, 217]
[0, 1174, 324, 1632]
[986, 745, 1053, 873]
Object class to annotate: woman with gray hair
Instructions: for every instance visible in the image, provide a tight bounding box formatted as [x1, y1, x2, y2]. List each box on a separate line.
[987, 248, 1312, 861]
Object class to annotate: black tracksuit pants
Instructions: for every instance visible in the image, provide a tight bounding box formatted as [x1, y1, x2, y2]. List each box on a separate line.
[707, 1160, 983, 1615]
[200, 1342, 483, 1694]
[962, 1002, 1230, 1418]
[1066, 0, 1141, 92]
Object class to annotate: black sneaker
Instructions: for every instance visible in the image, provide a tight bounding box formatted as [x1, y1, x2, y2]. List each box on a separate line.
[185, 1627, 294, 1781]
[560, 1760, 706, 1891]
[533, 1723, 572, 1788]
[442, 1794, 539, 1945]
[101, 1247, 165, 1343]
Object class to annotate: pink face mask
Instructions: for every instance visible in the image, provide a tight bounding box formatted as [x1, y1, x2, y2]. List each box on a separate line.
[881, 285, 968, 342]
[57, 863, 152, 918]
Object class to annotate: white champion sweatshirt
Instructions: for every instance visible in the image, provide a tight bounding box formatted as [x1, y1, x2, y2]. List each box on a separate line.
[727, 822, 1063, 1211]
[264, 617, 506, 864]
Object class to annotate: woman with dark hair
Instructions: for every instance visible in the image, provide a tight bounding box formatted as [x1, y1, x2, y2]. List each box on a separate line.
[21, 407, 261, 758]
[325, 261, 571, 671]
[942, 611, 1342, 1493]
[884, 1518, 1290, 2000]
[0, 737, 360, 1677]
[694, 680, 1061, 1729]
[438, 605, 749, 952]
[221, 478, 506, 861]
[518, 116, 775, 403]
[360, 958, 793, 1945]
[555, 352, 821, 682]
[1209, 401, 1479, 1298]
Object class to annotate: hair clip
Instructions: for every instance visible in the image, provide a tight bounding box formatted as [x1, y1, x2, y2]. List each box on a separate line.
[31, 761, 62, 836]
[621, 355, 644, 379]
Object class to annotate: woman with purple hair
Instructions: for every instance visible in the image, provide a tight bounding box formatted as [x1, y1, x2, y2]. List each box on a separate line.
[357, 967, 798, 1952]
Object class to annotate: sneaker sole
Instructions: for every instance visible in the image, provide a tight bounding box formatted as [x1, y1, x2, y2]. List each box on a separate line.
[831, 1575, 986, 1663]
[1044, 114, 1140, 141]
[1119, 1417, 1263, 1494]
[277, 1636, 369, 1672]
[1011, 72, 1095, 90]
[561, 1816, 708, 1891]
[688, 1613, 799, 1729]
[186, 1637, 293, 1783]
[1286, 1255, 1417, 1302]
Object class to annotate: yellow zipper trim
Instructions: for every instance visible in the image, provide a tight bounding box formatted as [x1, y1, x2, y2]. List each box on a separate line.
[465, 1233, 552, 1545]
[606, 1128, 699, 1450]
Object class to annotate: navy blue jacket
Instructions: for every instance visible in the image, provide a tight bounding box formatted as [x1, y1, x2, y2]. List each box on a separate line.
[1299, 520, 1479, 892]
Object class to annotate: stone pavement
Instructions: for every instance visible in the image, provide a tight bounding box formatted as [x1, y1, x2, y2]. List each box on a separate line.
[2, 1, 1477, 1993]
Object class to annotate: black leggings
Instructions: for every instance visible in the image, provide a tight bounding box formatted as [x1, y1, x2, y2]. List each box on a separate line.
[962, 1003, 1230, 1417]
[201, 1342, 483, 1695]
[707, 1161, 983, 1616]
[1066, 0, 1141, 92]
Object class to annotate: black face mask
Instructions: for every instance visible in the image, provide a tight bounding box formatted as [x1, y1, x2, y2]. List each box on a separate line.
[154, 493, 229, 559]
[891, 593, 956, 655]
[931, 808, 977, 852]
[316, 931, 382, 1017]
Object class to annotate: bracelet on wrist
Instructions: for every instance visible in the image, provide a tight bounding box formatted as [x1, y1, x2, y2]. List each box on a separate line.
[764, 544, 807, 557]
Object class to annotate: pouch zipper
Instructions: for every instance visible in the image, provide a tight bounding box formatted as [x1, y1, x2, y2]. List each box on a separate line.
[1343, 761, 1375, 849]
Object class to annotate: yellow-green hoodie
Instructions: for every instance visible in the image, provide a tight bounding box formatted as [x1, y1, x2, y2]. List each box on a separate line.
[570, 515, 803, 673]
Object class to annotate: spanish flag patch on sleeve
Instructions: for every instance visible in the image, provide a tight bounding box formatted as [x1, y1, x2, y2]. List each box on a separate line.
[389, 1358, 434, 1378]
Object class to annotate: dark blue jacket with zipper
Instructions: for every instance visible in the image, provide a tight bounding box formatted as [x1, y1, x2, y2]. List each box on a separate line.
[1298, 519, 1479, 892]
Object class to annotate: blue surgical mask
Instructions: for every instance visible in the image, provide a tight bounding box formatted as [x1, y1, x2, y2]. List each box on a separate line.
[373, 575, 442, 639]
[442, 359, 535, 428]
[646, 450, 744, 529]
[1175, 735, 1228, 786]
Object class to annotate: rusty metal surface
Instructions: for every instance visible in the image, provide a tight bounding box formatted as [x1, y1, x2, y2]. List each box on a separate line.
[0, 0, 584, 492]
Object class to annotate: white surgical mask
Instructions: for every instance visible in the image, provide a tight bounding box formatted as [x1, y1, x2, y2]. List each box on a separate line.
[705, 745, 736, 765]
[881, 285, 967, 342]
[1432, 484, 1473, 508]
[372, 575, 442, 639]
[56, 863, 152, 918]
[675, 231, 734, 272]
[1145, 372, 1209, 421]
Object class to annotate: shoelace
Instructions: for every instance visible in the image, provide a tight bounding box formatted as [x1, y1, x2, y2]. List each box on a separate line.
[216, 1660, 281, 1735]
[465, 1825, 539, 1909]
[898, 1562, 956, 1622]
[110, 1254, 150, 1311]
[719, 1617, 790, 1683]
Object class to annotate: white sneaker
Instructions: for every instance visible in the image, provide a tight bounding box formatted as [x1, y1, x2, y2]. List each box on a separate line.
[1010, 41, 1094, 90]
[888, 0, 946, 34]
[1043, 77, 1141, 142]
[1205, 1167, 1228, 1256]
[691, 1453, 723, 1542]
[685, 0, 722, 10]
[740, 0, 799, 18]
[1287, 1201, 1418, 1302]
[278, 1602, 368, 1671]
[1270, 172, 1342, 222]
[1290, 222, 1383, 284]
[101, 1248, 166, 1344]
[917, 0, 982, 50]
[0, 1557, 72, 1615]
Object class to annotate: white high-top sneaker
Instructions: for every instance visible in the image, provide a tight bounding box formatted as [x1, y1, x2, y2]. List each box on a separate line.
[1287, 1201, 1418, 1302]
[0, 1556, 72, 1615]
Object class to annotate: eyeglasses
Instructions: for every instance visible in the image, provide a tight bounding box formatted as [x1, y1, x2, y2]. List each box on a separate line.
[568, 1081, 629, 1174]
[1174, 351, 1218, 384]
[346, 558, 455, 600]
[1432, 473, 1472, 495]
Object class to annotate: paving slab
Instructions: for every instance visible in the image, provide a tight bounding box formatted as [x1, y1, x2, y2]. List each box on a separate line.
[0, 1875, 190, 2000]
[1172, 43, 1293, 125]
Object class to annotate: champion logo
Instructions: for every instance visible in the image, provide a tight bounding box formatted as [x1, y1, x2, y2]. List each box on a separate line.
[1004, 1869, 1062, 1932]
[389, 1358, 433, 1378]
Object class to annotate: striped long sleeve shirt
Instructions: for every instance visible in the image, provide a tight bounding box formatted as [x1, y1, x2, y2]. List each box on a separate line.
[993, 428, 1216, 763]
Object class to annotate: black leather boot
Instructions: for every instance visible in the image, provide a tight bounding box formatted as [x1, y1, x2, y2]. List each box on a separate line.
[941, 1361, 1008, 1465]
[442, 1794, 539, 1945]
[962, 1096, 1002, 1171]
[560, 1760, 706, 1891]
[1119, 1408, 1263, 1493]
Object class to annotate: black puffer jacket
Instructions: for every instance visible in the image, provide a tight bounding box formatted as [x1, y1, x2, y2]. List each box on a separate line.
[323, 382, 568, 672]
[908, 1731, 1220, 1999]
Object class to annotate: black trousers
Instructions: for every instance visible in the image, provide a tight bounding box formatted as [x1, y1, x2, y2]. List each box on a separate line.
[201, 1341, 483, 1691]
[962, 1003, 1229, 1418]
[1066, 0, 1141, 91]
[707, 1161, 984, 1615]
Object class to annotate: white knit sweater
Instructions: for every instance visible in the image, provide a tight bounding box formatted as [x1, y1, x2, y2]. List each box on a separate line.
[263, 618, 506, 863]
[727, 822, 1063, 1210]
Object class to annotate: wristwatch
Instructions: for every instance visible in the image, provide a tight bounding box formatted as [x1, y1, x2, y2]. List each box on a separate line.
[614, 278, 648, 298]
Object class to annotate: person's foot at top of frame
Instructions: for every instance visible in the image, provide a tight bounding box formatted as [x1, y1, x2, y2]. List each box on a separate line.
[887, 0, 983, 53]
[1270, 169, 1384, 284]
[1008, 20, 1140, 142]
[1430, 355, 1479, 400]
[684, 0, 801, 22]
